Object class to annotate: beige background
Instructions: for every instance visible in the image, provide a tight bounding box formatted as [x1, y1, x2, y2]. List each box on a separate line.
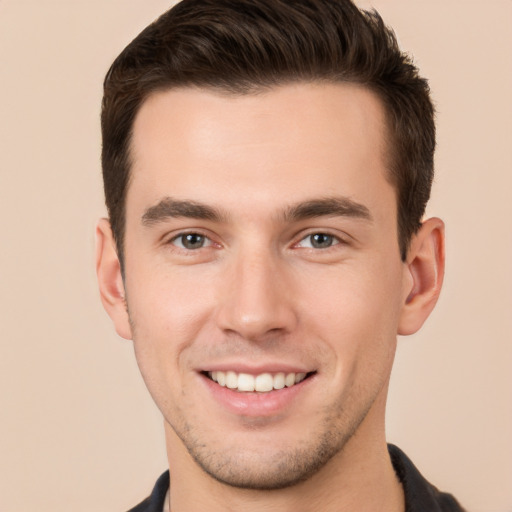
[0, 1, 511, 511]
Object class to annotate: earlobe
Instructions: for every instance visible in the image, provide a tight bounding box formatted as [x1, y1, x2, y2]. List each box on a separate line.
[398, 217, 445, 336]
[95, 218, 133, 340]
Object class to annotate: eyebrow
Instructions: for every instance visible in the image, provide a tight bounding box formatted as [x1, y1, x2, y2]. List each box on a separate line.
[282, 197, 372, 223]
[141, 196, 372, 226]
[141, 197, 226, 226]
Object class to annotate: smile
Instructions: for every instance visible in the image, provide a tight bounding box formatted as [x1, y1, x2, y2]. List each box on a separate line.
[207, 371, 309, 393]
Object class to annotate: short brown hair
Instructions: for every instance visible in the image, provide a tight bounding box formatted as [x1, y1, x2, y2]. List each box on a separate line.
[101, 0, 435, 270]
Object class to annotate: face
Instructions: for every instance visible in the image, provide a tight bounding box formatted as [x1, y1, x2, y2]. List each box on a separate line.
[114, 83, 414, 489]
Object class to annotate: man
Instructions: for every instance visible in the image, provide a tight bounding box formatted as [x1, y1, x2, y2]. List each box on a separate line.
[96, 0, 466, 510]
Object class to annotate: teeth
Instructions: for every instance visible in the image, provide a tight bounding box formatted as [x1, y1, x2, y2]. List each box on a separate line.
[285, 373, 295, 387]
[295, 372, 306, 383]
[237, 373, 255, 392]
[273, 372, 285, 390]
[208, 371, 308, 393]
[225, 371, 238, 389]
[255, 373, 273, 392]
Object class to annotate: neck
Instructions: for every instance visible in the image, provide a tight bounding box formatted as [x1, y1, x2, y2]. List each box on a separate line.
[165, 392, 404, 512]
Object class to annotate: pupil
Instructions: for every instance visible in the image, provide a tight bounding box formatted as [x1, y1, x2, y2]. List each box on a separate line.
[312, 233, 332, 248]
[183, 234, 204, 249]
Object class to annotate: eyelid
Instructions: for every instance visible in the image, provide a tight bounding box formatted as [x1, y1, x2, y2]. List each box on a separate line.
[165, 229, 219, 250]
[172, 234, 210, 249]
[293, 229, 350, 249]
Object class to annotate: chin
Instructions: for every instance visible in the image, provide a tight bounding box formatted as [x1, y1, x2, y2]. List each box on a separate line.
[179, 420, 358, 491]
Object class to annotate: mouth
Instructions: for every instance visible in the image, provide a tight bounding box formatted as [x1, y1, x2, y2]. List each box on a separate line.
[203, 370, 315, 393]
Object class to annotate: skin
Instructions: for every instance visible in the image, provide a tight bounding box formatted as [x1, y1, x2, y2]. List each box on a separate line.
[97, 83, 444, 512]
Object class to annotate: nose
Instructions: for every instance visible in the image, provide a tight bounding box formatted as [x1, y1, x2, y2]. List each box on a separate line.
[215, 248, 298, 342]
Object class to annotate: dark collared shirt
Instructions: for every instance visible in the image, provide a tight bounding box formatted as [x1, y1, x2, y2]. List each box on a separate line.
[128, 444, 466, 512]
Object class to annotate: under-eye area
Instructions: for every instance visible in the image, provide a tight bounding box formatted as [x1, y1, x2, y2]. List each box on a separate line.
[202, 371, 317, 393]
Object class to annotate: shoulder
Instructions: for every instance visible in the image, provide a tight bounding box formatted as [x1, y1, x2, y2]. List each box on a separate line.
[126, 471, 170, 512]
[388, 444, 467, 512]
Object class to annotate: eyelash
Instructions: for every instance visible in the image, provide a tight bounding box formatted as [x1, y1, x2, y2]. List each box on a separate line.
[295, 232, 344, 250]
[168, 232, 215, 250]
[166, 230, 347, 252]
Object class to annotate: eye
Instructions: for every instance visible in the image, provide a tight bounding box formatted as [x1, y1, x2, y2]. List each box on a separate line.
[170, 233, 212, 250]
[297, 233, 340, 249]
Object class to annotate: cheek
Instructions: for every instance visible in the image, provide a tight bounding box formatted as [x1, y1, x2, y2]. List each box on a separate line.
[128, 263, 217, 335]
[300, 261, 403, 375]
[124, 267, 219, 389]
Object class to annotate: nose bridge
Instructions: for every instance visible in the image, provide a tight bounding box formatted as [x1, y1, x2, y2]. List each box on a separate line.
[216, 243, 296, 340]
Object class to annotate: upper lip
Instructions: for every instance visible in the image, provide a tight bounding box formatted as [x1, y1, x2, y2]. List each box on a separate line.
[198, 362, 314, 375]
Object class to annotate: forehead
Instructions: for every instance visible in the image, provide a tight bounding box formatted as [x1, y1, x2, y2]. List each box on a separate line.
[127, 83, 392, 220]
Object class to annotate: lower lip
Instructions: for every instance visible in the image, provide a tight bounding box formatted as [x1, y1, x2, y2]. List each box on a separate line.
[200, 373, 314, 417]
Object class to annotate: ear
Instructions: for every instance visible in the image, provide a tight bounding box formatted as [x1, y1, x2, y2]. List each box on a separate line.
[398, 217, 445, 336]
[95, 218, 132, 340]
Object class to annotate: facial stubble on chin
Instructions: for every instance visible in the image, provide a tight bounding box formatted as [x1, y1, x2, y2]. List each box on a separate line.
[165, 397, 377, 491]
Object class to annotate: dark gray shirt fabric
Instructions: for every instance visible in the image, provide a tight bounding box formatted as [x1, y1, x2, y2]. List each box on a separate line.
[127, 444, 466, 512]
